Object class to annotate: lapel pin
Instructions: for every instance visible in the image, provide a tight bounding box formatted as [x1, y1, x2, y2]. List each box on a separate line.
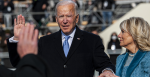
[77, 38, 80, 40]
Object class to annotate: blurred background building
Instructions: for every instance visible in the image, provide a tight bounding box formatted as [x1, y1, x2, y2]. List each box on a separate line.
[0, 0, 150, 76]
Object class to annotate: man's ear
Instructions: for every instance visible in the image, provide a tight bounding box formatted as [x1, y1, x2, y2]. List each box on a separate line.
[76, 14, 79, 24]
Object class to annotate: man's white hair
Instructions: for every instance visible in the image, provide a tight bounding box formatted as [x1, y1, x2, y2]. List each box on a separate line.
[55, 0, 78, 16]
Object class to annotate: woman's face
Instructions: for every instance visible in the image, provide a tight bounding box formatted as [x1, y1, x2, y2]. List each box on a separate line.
[118, 29, 134, 47]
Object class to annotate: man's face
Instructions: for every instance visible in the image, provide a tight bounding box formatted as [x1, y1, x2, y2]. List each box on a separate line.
[56, 4, 79, 35]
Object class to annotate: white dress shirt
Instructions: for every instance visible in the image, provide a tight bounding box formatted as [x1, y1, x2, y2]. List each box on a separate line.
[61, 27, 76, 48]
[9, 36, 18, 43]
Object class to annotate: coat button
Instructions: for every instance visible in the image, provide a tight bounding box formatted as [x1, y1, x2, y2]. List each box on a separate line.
[64, 65, 67, 68]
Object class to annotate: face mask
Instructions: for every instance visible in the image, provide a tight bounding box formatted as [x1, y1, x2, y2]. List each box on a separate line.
[111, 35, 117, 40]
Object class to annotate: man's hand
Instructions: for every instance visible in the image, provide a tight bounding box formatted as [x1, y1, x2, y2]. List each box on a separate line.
[99, 70, 119, 77]
[17, 24, 38, 59]
[14, 15, 25, 41]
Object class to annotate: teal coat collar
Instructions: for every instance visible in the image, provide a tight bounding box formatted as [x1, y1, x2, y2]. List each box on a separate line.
[116, 49, 147, 77]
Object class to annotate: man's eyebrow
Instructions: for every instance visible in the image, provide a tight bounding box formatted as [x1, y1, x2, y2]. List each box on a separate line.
[58, 15, 64, 16]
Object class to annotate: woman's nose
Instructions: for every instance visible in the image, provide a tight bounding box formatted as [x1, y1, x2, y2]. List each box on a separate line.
[118, 32, 121, 38]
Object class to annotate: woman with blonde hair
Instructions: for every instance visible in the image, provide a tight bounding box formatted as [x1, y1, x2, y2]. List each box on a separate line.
[116, 17, 150, 77]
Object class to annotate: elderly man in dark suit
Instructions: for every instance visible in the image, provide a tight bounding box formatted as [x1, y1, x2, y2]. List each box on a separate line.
[7, 0, 118, 77]
[0, 24, 52, 77]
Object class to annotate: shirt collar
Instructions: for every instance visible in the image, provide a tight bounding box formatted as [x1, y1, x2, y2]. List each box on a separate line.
[61, 27, 76, 39]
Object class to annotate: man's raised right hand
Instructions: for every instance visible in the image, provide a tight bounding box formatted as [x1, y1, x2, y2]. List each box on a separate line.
[14, 15, 25, 41]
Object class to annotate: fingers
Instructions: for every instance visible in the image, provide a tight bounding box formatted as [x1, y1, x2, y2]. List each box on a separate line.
[14, 18, 16, 26]
[33, 29, 38, 55]
[18, 14, 22, 24]
[33, 29, 38, 43]
[16, 14, 25, 25]
[24, 24, 37, 42]
[24, 23, 30, 40]
[19, 15, 21, 24]
[22, 16, 25, 25]
[19, 28, 24, 44]
[28, 24, 34, 40]
[99, 74, 105, 77]
[19, 23, 37, 42]
[17, 15, 19, 25]
[18, 26, 25, 56]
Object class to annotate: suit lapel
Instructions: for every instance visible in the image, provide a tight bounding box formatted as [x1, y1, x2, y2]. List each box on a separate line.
[54, 30, 66, 61]
[65, 26, 84, 62]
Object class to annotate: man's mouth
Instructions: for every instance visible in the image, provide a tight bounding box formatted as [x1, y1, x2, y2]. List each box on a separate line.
[62, 25, 69, 27]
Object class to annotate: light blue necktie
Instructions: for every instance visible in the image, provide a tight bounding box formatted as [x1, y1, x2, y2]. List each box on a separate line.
[63, 36, 70, 57]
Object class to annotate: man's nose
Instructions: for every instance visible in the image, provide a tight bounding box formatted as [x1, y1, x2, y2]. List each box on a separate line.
[63, 17, 68, 24]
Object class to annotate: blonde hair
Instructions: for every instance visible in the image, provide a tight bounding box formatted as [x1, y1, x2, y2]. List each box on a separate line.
[120, 17, 150, 51]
